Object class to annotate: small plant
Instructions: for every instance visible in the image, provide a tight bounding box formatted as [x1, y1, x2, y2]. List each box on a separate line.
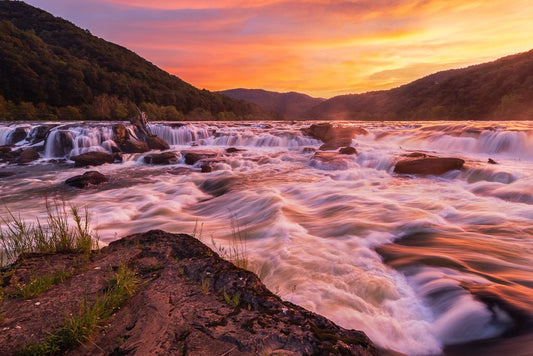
[191, 219, 204, 241]
[223, 288, 240, 308]
[200, 277, 210, 295]
[210, 213, 249, 270]
[12, 268, 74, 299]
[17, 264, 139, 355]
[0, 198, 99, 266]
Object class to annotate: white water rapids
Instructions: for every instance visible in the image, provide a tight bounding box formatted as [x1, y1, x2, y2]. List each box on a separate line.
[1, 121, 533, 355]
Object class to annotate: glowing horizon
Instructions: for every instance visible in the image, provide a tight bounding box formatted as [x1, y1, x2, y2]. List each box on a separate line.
[25, 0, 533, 98]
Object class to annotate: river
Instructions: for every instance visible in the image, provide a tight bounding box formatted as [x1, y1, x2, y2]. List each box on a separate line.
[1, 120, 532, 355]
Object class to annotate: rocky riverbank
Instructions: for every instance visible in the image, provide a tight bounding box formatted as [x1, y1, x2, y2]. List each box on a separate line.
[0, 230, 381, 355]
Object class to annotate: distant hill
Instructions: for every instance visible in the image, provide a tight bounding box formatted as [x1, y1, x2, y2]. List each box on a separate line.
[308, 50, 533, 120]
[0, 1, 278, 121]
[219, 88, 325, 119]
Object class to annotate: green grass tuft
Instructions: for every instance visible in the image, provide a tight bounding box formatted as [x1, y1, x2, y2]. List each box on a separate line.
[17, 264, 140, 356]
[0, 199, 99, 266]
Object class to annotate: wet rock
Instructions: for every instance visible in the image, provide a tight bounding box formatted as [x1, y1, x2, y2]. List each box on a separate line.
[403, 152, 430, 158]
[302, 147, 316, 154]
[143, 152, 178, 165]
[44, 130, 74, 157]
[303, 123, 367, 151]
[28, 124, 56, 144]
[199, 176, 238, 196]
[226, 147, 245, 154]
[0, 230, 379, 355]
[183, 150, 218, 165]
[6, 127, 28, 144]
[145, 135, 170, 151]
[201, 163, 213, 173]
[0, 171, 15, 178]
[488, 158, 498, 164]
[113, 124, 150, 153]
[65, 170, 108, 188]
[119, 139, 150, 153]
[394, 157, 465, 175]
[311, 152, 351, 170]
[319, 139, 353, 151]
[70, 151, 115, 167]
[17, 148, 39, 164]
[339, 146, 357, 155]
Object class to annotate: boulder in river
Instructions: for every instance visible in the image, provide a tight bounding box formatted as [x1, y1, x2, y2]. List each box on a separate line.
[143, 152, 178, 165]
[65, 170, 108, 188]
[302, 123, 367, 151]
[339, 146, 357, 155]
[6, 127, 28, 145]
[394, 157, 465, 175]
[70, 151, 115, 167]
[183, 150, 218, 165]
[17, 148, 40, 164]
[145, 136, 170, 151]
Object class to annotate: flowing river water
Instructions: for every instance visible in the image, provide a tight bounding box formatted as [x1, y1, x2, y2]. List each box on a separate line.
[1, 121, 532, 355]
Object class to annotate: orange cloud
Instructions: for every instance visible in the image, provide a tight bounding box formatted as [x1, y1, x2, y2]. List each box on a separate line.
[26, 0, 533, 97]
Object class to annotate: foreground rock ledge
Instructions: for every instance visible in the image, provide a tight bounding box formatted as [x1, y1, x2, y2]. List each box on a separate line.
[0, 230, 380, 356]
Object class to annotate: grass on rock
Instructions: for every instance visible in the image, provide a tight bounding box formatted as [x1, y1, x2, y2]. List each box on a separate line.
[17, 264, 140, 356]
[0, 199, 99, 266]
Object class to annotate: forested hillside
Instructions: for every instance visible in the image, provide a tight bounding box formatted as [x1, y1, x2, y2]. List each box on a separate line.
[309, 50, 533, 120]
[0, 1, 278, 121]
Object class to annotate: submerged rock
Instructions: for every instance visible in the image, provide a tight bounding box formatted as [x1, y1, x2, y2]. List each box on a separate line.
[183, 150, 218, 165]
[70, 151, 115, 167]
[394, 157, 465, 175]
[0, 171, 15, 178]
[65, 170, 108, 188]
[143, 152, 178, 165]
[226, 147, 246, 154]
[0, 230, 380, 355]
[339, 146, 357, 155]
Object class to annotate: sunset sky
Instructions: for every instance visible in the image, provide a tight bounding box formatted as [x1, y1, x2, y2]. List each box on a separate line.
[26, 0, 533, 98]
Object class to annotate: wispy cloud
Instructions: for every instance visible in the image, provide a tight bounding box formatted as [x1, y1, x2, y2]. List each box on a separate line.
[25, 0, 533, 97]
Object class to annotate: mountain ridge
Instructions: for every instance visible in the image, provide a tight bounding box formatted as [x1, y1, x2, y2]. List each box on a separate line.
[223, 50, 533, 121]
[0, 1, 279, 121]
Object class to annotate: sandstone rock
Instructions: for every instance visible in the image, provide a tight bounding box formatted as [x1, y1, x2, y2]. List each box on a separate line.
[17, 148, 39, 164]
[145, 135, 170, 150]
[28, 124, 56, 144]
[70, 151, 115, 167]
[201, 163, 213, 173]
[65, 170, 108, 188]
[339, 146, 357, 155]
[226, 147, 246, 154]
[143, 152, 178, 165]
[7, 127, 28, 144]
[488, 158, 498, 164]
[394, 157, 465, 175]
[319, 138, 353, 151]
[302, 147, 316, 154]
[0, 230, 379, 355]
[303, 123, 366, 151]
[119, 139, 150, 153]
[183, 150, 218, 165]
